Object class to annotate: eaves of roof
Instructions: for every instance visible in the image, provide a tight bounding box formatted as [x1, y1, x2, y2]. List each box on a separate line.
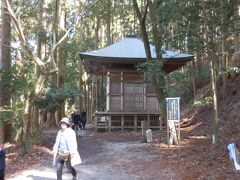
[79, 35, 194, 74]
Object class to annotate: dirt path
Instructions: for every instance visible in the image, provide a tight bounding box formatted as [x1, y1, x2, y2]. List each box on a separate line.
[7, 125, 174, 180]
[6, 124, 240, 180]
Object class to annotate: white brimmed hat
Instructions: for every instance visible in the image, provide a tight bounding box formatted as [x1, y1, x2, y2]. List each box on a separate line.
[59, 117, 71, 126]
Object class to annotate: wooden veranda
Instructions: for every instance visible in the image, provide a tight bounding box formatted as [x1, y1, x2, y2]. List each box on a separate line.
[94, 112, 161, 131]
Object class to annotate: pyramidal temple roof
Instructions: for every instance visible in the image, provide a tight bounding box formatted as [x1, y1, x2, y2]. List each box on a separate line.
[79, 35, 194, 74]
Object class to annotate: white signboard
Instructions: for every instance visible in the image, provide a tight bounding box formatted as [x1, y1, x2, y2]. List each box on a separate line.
[166, 97, 180, 121]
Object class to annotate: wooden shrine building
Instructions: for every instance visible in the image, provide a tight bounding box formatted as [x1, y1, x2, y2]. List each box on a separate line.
[79, 35, 194, 131]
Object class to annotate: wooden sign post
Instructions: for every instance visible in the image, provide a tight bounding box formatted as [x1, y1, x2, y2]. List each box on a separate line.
[166, 97, 181, 156]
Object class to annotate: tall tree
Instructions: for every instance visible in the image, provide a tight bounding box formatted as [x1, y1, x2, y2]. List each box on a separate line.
[0, 0, 12, 143]
[202, 0, 219, 144]
[32, 0, 46, 139]
[106, 0, 111, 45]
[57, 0, 67, 120]
[132, 0, 167, 132]
[3, 0, 68, 153]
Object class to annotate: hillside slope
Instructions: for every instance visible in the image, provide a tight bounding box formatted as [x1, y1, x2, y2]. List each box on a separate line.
[183, 73, 240, 145]
[179, 73, 240, 177]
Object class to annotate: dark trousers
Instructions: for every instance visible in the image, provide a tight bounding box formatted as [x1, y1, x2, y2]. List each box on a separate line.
[0, 149, 5, 180]
[82, 120, 86, 130]
[56, 158, 76, 180]
[0, 172, 4, 180]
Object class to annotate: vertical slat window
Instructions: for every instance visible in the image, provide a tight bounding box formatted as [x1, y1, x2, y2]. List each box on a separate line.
[123, 83, 143, 111]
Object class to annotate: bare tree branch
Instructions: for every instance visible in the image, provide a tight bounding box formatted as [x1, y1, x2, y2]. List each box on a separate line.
[142, 1, 149, 23]
[3, 0, 104, 76]
[47, 0, 103, 73]
[54, 28, 73, 50]
[3, 0, 26, 42]
[78, 0, 103, 22]
[3, 0, 46, 69]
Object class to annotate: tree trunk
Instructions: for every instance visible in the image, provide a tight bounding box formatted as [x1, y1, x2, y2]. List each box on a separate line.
[210, 52, 219, 144]
[57, 1, 67, 121]
[0, 0, 12, 143]
[168, 121, 179, 145]
[192, 58, 197, 99]
[220, 0, 227, 99]
[106, 0, 111, 45]
[95, 15, 100, 49]
[2, 0, 93, 149]
[32, 0, 46, 141]
[132, 0, 167, 128]
[234, 4, 239, 52]
[234, 33, 239, 52]
[222, 53, 228, 98]
[47, 0, 60, 127]
[47, 112, 56, 127]
[23, 92, 33, 154]
[205, 5, 219, 144]
[148, 0, 167, 118]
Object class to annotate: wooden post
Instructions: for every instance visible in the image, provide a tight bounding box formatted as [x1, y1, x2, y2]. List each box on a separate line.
[94, 114, 97, 131]
[159, 115, 162, 132]
[105, 116, 108, 131]
[108, 115, 112, 132]
[134, 115, 137, 130]
[121, 72, 123, 111]
[143, 84, 146, 111]
[141, 121, 147, 143]
[147, 114, 150, 128]
[106, 71, 110, 111]
[121, 115, 124, 130]
[177, 121, 181, 157]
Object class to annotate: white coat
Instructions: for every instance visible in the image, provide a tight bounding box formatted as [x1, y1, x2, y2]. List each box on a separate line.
[53, 127, 82, 167]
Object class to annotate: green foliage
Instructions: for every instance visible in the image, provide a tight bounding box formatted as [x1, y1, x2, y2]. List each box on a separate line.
[0, 106, 12, 123]
[166, 69, 193, 101]
[12, 1, 39, 38]
[0, 101, 24, 140]
[193, 96, 213, 107]
[0, 69, 12, 95]
[165, 64, 211, 106]
[0, 58, 35, 141]
[200, 69, 210, 80]
[136, 59, 165, 83]
[5, 0, 240, 119]
[11, 101, 24, 129]
[0, 63, 35, 97]
[34, 84, 83, 112]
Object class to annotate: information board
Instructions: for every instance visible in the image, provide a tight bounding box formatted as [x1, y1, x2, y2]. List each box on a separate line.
[166, 97, 180, 121]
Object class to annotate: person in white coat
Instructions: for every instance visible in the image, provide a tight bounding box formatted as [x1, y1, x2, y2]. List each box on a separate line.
[53, 117, 82, 180]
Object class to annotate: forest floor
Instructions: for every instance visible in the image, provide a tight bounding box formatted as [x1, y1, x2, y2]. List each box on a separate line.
[4, 123, 240, 180]
[5, 74, 240, 180]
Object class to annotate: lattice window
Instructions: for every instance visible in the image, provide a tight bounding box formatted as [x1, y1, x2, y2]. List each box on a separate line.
[110, 96, 121, 111]
[123, 83, 143, 111]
